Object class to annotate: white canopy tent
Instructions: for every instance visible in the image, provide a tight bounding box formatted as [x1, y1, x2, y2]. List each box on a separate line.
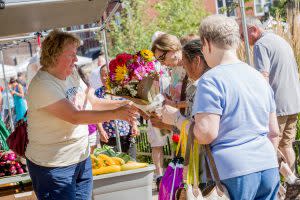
[76, 56, 93, 66]
[0, 64, 17, 79]
[16, 55, 92, 72]
[0, 0, 109, 37]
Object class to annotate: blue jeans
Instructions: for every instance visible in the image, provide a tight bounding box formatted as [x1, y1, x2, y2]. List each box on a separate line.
[27, 157, 93, 200]
[221, 168, 280, 200]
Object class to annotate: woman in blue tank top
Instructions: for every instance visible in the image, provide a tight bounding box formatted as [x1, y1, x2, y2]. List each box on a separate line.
[9, 77, 26, 122]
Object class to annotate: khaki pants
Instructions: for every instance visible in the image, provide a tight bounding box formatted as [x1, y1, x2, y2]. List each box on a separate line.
[277, 114, 298, 148]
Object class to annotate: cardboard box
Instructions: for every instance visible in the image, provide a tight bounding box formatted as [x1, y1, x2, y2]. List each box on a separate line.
[1, 191, 37, 200]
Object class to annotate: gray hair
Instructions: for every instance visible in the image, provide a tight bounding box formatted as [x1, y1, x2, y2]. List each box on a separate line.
[199, 15, 240, 49]
[245, 16, 264, 29]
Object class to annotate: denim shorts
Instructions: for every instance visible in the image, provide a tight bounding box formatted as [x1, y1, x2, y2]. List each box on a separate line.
[221, 168, 280, 200]
[26, 157, 93, 200]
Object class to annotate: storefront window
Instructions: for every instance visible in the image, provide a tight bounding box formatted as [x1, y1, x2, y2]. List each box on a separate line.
[216, 0, 236, 17]
[254, 0, 272, 16]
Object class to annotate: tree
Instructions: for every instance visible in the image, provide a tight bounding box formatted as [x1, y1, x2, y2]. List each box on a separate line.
[108, 0, 156, 56]
[154, 0, 207, 36]
[107, 0, 207, 57]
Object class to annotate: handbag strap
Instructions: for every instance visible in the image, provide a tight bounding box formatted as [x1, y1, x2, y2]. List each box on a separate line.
[204, 155, 213, 181]
[184, 122, 194, 166]
[204, 145, 225, 194]
[176, 120, 189, 157]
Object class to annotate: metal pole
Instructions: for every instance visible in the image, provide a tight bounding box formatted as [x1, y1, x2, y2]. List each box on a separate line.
[101, 30, 110, 70]
[0, 48, 14, 131]
[101, 22, 122, 153]
[239, 0, 251, 65]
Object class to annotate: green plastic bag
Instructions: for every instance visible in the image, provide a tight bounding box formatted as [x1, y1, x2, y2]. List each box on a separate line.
[0, 119, 10, 151]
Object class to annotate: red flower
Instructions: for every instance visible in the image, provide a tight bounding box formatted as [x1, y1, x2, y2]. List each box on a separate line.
[109, 59, 118, 73]
[172, 134, 180, 143]
[116, 53, 132, 66]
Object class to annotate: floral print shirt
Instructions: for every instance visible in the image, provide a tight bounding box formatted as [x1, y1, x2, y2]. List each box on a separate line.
[95, 86, 131, 138]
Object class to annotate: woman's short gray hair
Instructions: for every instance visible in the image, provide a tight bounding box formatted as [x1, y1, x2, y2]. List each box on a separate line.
[199, 15, 240, 49]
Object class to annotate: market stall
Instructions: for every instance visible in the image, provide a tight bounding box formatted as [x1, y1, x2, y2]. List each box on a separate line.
[0, 0, 156, 199]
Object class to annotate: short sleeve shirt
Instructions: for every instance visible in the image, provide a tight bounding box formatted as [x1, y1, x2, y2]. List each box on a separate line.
[25, 70, 90, 167]
[192, 63, 278, 180]
[253, 32, 300, 116]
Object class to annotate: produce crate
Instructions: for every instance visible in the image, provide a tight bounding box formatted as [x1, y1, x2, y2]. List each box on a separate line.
[0, 191, 37, 200]
[93, 165, 155, 200]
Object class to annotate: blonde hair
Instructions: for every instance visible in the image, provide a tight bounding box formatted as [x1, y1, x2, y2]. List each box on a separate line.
[40, 30, 80, 69]
[151, 33, 181, 53]
[199, 15, 240, 49]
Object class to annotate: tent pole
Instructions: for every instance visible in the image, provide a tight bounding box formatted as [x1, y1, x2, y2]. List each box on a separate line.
[101, 23, 122, 153]
[99, 1, 123, 153]
[239, 0, 251, 65]
[0, 48, 14, 131]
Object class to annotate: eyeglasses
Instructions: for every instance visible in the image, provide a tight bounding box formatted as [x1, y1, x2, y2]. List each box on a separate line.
[157, 51, 168, 62]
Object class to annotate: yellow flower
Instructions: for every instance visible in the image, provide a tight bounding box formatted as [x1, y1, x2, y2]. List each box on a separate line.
[140, 49, 154, 61]
[115, 65, 128, 82]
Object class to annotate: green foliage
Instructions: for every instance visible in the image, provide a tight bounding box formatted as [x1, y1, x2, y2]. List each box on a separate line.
[270, 0, 289, 20]
[108, 0, 155, 56]
[107, 0, 207, 57]
[270, 0, 300, 20]
[218, 0, 253, 16]
[154, 0, 207, 36]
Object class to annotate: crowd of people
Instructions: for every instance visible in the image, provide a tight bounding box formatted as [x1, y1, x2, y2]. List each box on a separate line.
[149, 15, 300, 200]
[0, 72, 27, 131]
[0, 14, 299, 200]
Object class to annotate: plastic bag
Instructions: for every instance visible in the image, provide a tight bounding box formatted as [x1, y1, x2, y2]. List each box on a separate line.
[0, 119, 10, 151]
[159, 157, 184, 200]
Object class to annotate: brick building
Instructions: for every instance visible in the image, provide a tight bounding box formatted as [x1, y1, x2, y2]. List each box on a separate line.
[204, 0, 272, 17]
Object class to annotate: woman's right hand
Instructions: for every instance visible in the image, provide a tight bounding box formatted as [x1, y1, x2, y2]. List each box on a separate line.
[100, 130, 109, 143]
[113, 102, 139, 125]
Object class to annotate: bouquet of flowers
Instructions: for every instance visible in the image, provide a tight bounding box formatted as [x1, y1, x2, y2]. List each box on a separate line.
[106, 50, 165, 113]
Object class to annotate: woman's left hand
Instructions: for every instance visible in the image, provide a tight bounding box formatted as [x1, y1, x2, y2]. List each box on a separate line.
[131, 122, 140, 137]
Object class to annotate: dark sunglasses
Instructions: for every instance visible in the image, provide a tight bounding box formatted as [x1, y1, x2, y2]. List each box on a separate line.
[157, 51, 168, 62]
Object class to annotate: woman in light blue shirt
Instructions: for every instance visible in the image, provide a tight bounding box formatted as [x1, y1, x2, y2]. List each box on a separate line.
[192, 15, 280, 200]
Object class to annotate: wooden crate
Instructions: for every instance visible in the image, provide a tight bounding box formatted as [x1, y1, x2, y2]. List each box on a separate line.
[1, 191, 37, 200]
